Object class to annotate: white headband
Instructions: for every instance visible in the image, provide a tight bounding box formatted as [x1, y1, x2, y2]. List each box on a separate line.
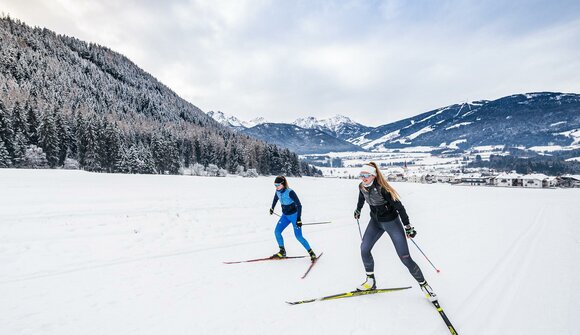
[361, 164, 376, 176]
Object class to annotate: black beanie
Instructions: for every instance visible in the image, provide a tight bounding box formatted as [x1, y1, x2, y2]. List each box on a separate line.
[274, 176, 285, 184]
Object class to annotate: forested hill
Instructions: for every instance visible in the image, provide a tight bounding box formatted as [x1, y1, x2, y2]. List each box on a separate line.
[0, 16, 318, 176]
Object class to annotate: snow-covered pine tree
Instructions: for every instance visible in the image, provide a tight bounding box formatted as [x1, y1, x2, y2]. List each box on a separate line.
[180, 138, 194, 168]
[102, 120, 121, 173]
[74, 112, 86, 165]
[151, 131, 180, 174]
[82, 116, 101, 171]
[0, 100, 15, 162]
[25, 101, 40, 146]
[10, 101, 27, 166]
[12, 132, 27, 167]
[11, 102, 27, 138]
[39, 109, 60, 168]
[207, 164, 219, 177]
[135, 142, 156, 174]
[55, 111, 69, 166]
[23, 145, 48, 168]
[258, 144, 271, 175]
[0, 138, 11, 167]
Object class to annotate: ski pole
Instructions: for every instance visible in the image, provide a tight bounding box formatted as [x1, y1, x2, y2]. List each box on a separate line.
[356, 219, 363, 240]
[301, 221, 331, 226]
[408, 238, 440, 273]
[272, 212, 330, 226]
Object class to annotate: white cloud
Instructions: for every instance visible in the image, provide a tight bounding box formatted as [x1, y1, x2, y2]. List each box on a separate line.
[1, 0, 579, 126]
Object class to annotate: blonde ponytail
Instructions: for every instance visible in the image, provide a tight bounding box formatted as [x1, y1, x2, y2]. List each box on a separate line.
[368, 162, 401, 202]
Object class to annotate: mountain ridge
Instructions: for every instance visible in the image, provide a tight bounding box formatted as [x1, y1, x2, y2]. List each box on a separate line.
[208, 92, 580, 154]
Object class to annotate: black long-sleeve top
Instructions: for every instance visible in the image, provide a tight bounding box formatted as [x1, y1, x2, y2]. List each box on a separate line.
[356, 182, 410, 225]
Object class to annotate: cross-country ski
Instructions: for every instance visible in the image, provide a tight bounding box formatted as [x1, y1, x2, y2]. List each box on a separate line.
[300, 252, 323, 279]
[223, 255, 307, 264]
[286, 286, 412, 305]
[429, 299, 459, 335]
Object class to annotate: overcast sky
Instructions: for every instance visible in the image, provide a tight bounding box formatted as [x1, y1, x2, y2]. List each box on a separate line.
[2, 0, 580, 126]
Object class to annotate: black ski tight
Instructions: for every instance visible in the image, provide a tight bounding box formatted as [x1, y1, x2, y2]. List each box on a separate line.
[360, 216, 425, 283]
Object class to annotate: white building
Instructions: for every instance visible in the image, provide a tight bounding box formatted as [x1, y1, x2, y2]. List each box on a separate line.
[543, 177, 558, 188]
[406, 174, 422, 183]
[434, 174, 454, 183]
[493, 173, 522, 187]
[521, 174, 548, 188]
[559, 175, 580, 188]
[460, 174, 488, 186]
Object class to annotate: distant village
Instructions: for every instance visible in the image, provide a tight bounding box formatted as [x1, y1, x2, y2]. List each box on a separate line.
[324, 168, 580, 189]
[389, 172, 580, 188]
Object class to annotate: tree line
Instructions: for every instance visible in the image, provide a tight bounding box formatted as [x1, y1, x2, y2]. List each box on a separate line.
[0, 100, 320, 176]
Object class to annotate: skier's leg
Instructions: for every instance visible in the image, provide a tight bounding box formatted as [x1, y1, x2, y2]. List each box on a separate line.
[383, 217, 425, 282]
[274, 215, 291, 247]
[360, 219, 384, 273]
[289, 213, 312, 251]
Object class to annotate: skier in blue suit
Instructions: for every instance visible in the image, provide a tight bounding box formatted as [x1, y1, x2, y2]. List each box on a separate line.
[269, 176, 317, 261]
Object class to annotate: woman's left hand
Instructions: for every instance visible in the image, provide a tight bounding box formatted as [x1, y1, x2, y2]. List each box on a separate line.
[404, 225, 417, 238]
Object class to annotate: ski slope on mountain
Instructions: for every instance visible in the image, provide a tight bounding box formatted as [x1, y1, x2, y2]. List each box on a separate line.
[0, 169, 578, 335]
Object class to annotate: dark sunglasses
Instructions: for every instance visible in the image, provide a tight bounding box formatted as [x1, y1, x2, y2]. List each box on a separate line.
[359, 173, 373, 179]
[274, 183, 281, 186]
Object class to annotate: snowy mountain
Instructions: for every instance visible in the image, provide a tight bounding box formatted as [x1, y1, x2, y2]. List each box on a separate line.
[356, 92, 580, 152]
[293, 115, 372, 141]
[241, 123, 363, 154]
[205, 112, 366, 154]
[206, 111, 268, 130]
[206, 111, 245, 130]
[245, 117, 268, 128]
[211, 93, 580, 155]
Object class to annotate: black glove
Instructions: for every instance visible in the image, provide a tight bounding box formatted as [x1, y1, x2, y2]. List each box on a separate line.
[354, 209, 361, 220]
[296, 218, 302, 228]
[269, 208, 274, 215]
[404, 224, 417, 238]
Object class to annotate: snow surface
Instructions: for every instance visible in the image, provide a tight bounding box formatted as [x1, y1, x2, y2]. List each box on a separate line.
[445, 122, 472, 130]
[407, 126, 434, 140]
[1, 169, 579, 335]
[363, 130, 400, 149]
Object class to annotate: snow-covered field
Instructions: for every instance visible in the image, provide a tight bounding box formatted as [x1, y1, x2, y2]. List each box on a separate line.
[1, 169, 579, 335]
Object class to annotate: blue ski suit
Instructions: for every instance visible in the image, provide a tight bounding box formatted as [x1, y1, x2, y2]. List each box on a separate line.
[271, 188, 311, 250]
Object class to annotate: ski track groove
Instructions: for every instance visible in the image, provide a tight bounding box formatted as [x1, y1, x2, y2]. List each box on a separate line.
[456, 205, 547, 333]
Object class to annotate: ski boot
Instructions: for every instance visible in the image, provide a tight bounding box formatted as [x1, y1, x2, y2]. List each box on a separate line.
[272, 246, 286, 259]
[308, 249, 317, 261]
[356, 273, 376, 291]
[419, 280, 437, 302]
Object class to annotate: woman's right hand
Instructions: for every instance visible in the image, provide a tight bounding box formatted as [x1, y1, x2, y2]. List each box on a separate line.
[269, 208, 274, 215]
[354, 209, 361, 220]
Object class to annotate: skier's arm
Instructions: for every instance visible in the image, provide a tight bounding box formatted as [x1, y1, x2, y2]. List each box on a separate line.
[381, 188, 410, 225]
[289, 190, 302, 219]
[356, 189, 365, 212]
[271, 193, 279, 211]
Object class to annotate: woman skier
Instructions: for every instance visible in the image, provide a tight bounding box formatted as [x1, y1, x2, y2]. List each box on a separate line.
[269, 176, 317, 261]
[353, 162, 436, 301]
